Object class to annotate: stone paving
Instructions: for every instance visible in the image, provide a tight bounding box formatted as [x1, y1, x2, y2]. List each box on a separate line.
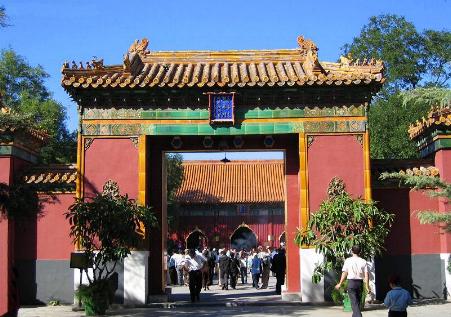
[18, 302, 451, 317]
[18, 277, 451, 317]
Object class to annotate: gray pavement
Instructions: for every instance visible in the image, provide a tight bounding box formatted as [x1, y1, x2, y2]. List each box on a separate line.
[18, 302, 451, 317]
[18, 277, 451, 316]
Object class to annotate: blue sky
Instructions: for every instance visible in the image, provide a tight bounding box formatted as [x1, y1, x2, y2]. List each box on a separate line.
[1, 0, 450, 160]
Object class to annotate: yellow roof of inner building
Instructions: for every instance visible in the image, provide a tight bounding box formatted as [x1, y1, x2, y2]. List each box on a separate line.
[62, 36, 385, 90]
[174, 160, 285, 204]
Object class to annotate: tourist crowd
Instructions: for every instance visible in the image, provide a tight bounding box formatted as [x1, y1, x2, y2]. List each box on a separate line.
[167, 245, 286, 302]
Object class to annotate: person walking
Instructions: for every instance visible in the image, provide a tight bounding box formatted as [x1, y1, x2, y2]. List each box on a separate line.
[271, 247, 286, 295]
[229, 252, 240, 289]
[218, 249, 230, 290]
[260, 247, 271, 289]
[239, 250, 248, 284]
[335, 245, 369, 317]
[251, 253, 262, 289]
[384, 275, 412, 317]
[183, 249, 205, 302]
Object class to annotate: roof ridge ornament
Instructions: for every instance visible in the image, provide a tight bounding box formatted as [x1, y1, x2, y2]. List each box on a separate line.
[297, 35, 319, 76]
[128, 38, 150, 55]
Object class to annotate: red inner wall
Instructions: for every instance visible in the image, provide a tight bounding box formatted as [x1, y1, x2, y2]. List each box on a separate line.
[84, 138, 138, 199]
[308, 135, 364, 212]
[373, 188, 412, 255]
[409, 190, 441, 254]
[15, 194, 75, 261]
[435, 149, 451, 253]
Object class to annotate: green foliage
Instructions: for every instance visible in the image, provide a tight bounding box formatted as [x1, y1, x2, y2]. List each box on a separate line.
[166, 153, 184, 203]
[330, 280, 367, 307]
[343, 14, 450, 159]
[295, 179, 394, 283]
[65, 185, 157, 284]
[368, 93, 428, 159]
[0, 6, 8, 28]
[401, 87, 451, 108]
[369, 88, 450, 159]
[380, 172, 451, 232]
[0, 49, 76, 163]
[0, 182, 41, 221]
[342, 14, 450, 90]
[342, 14, 423, 90]
[75, 280, 111, 316]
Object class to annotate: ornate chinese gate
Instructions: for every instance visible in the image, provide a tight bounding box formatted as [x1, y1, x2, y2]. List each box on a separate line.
[62, 36, 383, 301]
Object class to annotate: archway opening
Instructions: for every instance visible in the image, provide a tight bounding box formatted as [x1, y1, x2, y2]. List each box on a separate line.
[186, 229, 207, 250]
[279, 231, 286, 246]
[230, 225, 257, 251]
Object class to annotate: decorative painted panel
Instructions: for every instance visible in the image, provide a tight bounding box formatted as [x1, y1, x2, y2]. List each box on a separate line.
[81, 104, 365, 120]
[81, 120, 366, 136]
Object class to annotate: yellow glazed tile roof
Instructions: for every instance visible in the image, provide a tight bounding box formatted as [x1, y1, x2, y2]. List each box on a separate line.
[62, 37, 384, 90]
[174, 160, 284, 204]
[408, 104, 451, 139]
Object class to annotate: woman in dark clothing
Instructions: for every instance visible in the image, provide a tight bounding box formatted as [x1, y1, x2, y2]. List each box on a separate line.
[271, 248, 286, 295]
[229, 252, 241, 289]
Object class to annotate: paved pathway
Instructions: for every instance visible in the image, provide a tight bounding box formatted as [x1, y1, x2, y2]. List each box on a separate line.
[18, 277, 451, 316]
[18, 302, 451, 317]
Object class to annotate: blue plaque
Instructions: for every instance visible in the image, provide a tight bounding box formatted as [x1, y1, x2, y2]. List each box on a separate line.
[209, 93, 235, 123]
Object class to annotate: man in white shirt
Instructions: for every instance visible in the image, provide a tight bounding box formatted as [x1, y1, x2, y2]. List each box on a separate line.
[183, 249, 206, 302]
[335, 245, 369, 317]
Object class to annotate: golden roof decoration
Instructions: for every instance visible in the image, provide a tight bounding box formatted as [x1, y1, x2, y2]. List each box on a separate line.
[408, 104, 451, 139]
[23, 164, 77, 186]
[61, 36, 385, 90]
[371, 159, 440, 180]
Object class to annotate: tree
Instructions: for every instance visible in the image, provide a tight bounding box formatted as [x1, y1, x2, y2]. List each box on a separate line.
[343, 15, 450, 159]
[165, 153, 184, 203]
[0, 49, 76, 163]
[0, 6, 8, 28]
[66, 181, 157, 315]
[295, 178, 394, 284]
[343, 14, 450, 90]
[369, 88, 450, 159]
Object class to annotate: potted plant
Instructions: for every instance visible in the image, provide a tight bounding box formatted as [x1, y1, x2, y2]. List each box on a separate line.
[295, 177, 393, 309]
[66, 180, 157, 316]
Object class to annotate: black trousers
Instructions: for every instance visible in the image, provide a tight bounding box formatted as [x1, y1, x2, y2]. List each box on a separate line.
[275, 273, 285, 294]
[188, 270, 202, 302]
[347, 279, 363, 317]
[240, 267, 247, 284]
[389, 311, 407, 317]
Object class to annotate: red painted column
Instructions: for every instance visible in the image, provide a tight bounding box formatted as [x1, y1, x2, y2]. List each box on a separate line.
[148, 137, 166, 295]
[0, 157, 12, 316]
[284, 137, 301, 294]
[435, 149, 451, 253]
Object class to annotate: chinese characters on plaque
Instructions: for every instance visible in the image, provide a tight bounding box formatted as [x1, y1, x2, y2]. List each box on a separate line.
[209, 93, 235, 124]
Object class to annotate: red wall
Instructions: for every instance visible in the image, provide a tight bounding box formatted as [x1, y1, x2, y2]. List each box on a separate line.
[307, 135, 364, 212]
[285, 140, 300, 293]
[15, 194, 75, 261]
[84, 138, 139, 199]
[172, 214, 285, 249]
[409, 190, 441, 254]
[435, 149, 451, 253]
[373, 188, 441, 255]
[0, 157, 12, 315]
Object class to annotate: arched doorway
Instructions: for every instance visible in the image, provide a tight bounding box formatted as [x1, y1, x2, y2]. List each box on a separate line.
[230, 223, 257, 251]
[279, 231, 286, 246]
[185, 228, 207, 250]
